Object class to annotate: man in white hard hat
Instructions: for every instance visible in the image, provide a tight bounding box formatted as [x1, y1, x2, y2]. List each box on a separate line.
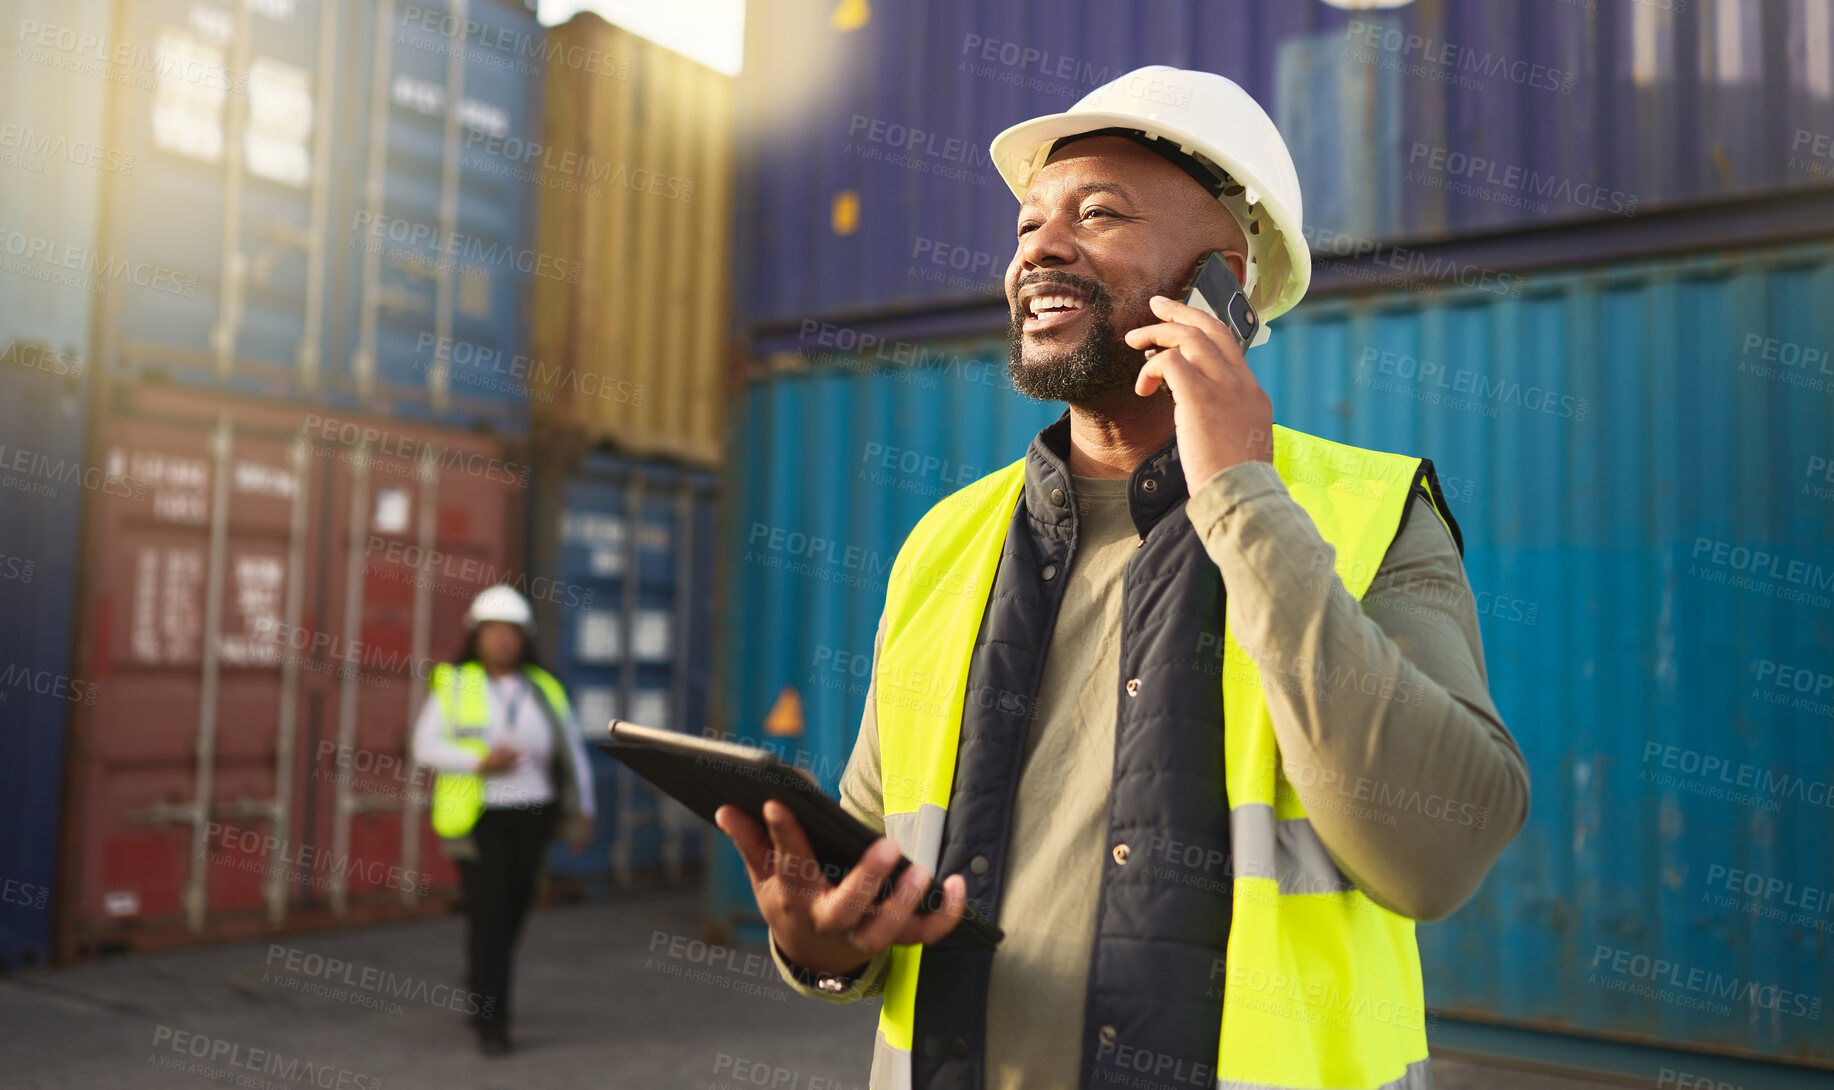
[412, 584, 596, 1055]
[717, 67, 1528, 1090]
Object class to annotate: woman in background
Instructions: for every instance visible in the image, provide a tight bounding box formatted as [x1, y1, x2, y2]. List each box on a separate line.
[412, 584, 595, 1056]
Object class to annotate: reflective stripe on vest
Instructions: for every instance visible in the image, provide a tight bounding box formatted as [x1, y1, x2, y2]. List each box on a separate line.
[427, 661, 572, 839]
[873, 425, 1440, 1090]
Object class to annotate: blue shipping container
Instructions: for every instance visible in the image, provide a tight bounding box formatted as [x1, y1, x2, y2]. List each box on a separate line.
[1, 0, 111, 375]
[327, 0, 546, 430]
[715, 241, 1834, 1066]
[94, 0, 543, 432]
[0, 363, 90, 971]
[711, 343, 1058, 944]
[734, 0, 1834, 329]
[542, 454, 718, 893]
[1256, 242, 1834, 1068]
[0, 0, 110, 971]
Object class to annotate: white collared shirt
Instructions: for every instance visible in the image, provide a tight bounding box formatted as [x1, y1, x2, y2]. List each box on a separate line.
[411, 671, 597, 815]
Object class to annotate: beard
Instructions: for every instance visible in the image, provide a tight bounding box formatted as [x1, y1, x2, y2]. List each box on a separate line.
[1006, 270, 1172, 406]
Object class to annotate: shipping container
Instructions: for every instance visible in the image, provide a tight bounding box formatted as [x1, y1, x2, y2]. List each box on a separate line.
[1254, 240, 1834, 1069]
[57, 381, 528, 959]
[0, 0, 111, 371]
[0, 362, 90, 971]
[529, 13, 734, 466]
[713, 239, 1834, 1067]
[91, 0, 543, 432]
[708, 340, 1058, 946]
[528, 447, 717, 897]
[0, 0, 113, 971]
[733, 0, 1834, 330]
[327, 0, 546, 430]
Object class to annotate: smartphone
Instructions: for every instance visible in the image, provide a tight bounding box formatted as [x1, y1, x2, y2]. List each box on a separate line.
[1145, 250, 1259, 357]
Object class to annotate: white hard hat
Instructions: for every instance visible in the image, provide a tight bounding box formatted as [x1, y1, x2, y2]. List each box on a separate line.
[990, 65, 1309, 347]
[466, 585, 535, 634]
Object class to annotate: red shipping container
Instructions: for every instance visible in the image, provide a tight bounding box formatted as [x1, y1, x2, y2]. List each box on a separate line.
[59, 383, 528, 959]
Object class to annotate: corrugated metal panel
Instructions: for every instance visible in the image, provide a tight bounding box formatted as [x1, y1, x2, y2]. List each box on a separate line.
[735, 0, 1834, 328]
[91, 0, 541, 431]
[58, 382, 526, 960]
[330, 0, 546, 430]
[0, 0, 110, 970]
[532, 451, 716, 896]
[1275, 26, 1403, 248]
[528, 14, 733, 466]
[0, 0, 111, 370]
[735, 0, 1311, 330]
[1266, 244, 1834, 1069]
[0, 362, 89, 971]
[714, 242, 1834, 1066]
[708, 341, 1058, 943]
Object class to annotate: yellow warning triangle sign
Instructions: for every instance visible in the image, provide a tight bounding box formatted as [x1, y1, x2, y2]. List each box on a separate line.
[764, 686, 804, 737]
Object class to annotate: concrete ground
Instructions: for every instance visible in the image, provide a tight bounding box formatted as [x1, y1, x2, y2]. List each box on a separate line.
[0, 891, 1640, 1089]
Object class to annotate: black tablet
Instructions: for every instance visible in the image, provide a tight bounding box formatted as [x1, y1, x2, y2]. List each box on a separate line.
[601, 720, 1002, 951]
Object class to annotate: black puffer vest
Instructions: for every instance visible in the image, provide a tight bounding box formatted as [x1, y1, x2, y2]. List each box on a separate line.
[909, 413, 1231, 1090]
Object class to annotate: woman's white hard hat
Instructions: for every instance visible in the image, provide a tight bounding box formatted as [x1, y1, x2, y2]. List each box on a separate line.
[466, 584, 536, 634]
[989, 65, 1309, 347]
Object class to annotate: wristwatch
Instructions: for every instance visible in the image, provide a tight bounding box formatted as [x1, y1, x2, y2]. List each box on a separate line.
[773, 936, 867, 994]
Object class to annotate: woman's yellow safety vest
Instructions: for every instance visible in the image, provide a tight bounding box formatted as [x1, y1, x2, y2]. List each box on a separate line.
[426, 661, 573, 839]
[872, 425, 1445, 1090]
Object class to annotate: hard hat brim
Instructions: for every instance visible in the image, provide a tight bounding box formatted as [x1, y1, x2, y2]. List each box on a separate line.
[468, 616, 537, 635]
[990, 110, 1199, 203]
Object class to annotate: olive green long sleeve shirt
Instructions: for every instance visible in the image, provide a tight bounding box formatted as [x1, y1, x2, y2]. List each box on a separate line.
[769, 459, 1530, 1089]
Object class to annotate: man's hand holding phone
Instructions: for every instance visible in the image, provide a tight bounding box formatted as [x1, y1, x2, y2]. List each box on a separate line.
[1125, 251, 1274, 491]
[715, 801, 968, 977]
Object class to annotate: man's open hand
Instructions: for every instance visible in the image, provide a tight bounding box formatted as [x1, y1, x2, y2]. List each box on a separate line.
[715, 801, 966, 977]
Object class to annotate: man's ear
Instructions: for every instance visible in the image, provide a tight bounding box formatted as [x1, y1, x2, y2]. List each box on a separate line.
[1223, 250, 1249, 285]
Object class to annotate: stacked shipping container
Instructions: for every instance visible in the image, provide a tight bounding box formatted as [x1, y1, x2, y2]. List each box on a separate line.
[95, 0, 544, 430]
[722, 236, 1834, 1069]
[0, 0, 115, 972]
[719, 0, 1834, 1072]
[735, 0, 1834, 328]
[46, 0, 552, 956]
[59, 384, 525, 956]
[1250, 242, 1834, 1067]
[1, 1, 734, 958]
[530, 12, 732, 466]
[527, 12, 732, 892]
[524, 10, 729, 891]
[535, 455, 717, 895]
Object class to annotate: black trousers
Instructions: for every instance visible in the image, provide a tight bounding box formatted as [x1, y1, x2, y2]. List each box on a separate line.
[457, 806, 552, 1038]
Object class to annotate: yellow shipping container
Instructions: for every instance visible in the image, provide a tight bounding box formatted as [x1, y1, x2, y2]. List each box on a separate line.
[531, 13, 733, 466]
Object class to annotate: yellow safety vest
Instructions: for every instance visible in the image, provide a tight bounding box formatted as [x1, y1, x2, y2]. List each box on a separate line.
[427, 661, 573, 839]
[873, 425, 1447, 1090]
